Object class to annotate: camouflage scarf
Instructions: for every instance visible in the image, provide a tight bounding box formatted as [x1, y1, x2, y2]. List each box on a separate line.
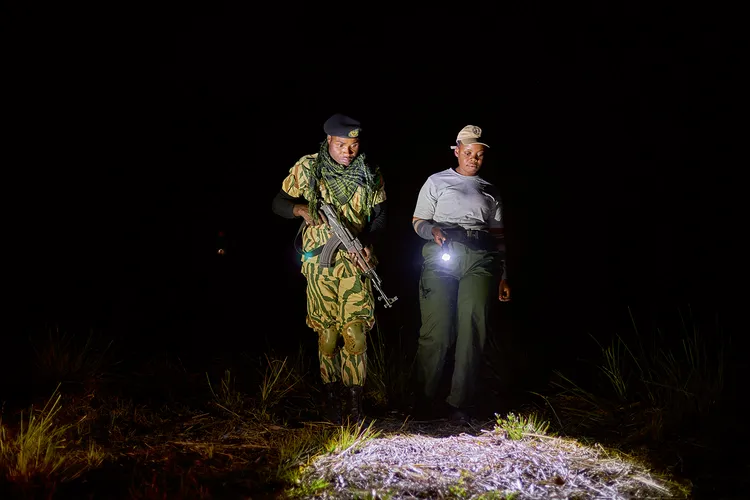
[307, 140, 379, 223]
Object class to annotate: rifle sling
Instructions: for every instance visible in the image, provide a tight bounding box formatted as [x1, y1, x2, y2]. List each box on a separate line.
[305, 245, 325, 258]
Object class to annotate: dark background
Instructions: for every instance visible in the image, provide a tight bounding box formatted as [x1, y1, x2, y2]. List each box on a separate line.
[4, 4, 745, 396]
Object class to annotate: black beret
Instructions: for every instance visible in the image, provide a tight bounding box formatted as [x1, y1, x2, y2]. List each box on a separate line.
[323, 113, 362, 138]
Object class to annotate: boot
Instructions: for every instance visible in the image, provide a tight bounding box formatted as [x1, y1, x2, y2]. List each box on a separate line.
[322, 382, 342, 424]
[346, 385, 364, 424]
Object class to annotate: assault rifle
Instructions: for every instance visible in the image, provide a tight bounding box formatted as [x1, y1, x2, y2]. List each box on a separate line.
[318, 202, 398, 308]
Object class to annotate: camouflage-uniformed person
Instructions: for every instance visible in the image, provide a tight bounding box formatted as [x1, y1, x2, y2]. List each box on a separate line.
[271, 113, 387, 423]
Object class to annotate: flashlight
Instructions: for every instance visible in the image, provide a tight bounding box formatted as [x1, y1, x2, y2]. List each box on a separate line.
[440, 240, 452, 261]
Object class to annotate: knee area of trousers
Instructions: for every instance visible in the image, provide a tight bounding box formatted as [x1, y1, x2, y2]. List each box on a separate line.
[343, 321, 368, 355]
[318, 327, 340, 357]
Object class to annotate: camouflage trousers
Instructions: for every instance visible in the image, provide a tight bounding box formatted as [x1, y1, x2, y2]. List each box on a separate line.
[304, 272, 375, 387]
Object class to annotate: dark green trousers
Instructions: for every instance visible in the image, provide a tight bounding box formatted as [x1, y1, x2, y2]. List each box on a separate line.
[415, 240, 501, 409]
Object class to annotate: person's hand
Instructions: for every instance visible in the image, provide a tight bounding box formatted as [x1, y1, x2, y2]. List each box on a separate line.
[498, 279, 511, 302]
[349, 245, 373, 271]
[431, 226, 448, 246]
[293, 204, 327, 226]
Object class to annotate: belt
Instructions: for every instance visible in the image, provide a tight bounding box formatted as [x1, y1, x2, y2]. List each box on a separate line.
[441, 227, 496, 250]
[442, 228, 492, 242]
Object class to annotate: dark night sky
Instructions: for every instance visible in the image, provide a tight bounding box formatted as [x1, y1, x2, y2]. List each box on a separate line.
[4, 4, 745, 370]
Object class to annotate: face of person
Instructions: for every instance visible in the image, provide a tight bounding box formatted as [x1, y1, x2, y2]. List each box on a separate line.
[454, 143, 486, 176]
[327, 135, 361, 166]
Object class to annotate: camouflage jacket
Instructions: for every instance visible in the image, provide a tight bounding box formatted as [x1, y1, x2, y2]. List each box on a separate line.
[281, 154, 387, 278]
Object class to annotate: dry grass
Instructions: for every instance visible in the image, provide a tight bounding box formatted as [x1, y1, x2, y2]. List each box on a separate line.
[298, 418, 689, 499]
[1, 310, 730, 498]
[0, 385, 693, 499]
[0, 385, 105, 483]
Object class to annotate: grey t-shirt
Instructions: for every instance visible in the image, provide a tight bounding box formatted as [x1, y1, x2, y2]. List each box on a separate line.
[413, 168, 503, 230]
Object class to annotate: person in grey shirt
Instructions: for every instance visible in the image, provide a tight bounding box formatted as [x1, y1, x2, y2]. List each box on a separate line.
[410, 124, 512, 423]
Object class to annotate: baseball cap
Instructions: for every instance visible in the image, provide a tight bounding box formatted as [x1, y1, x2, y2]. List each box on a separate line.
[450, 125, 490, 149]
